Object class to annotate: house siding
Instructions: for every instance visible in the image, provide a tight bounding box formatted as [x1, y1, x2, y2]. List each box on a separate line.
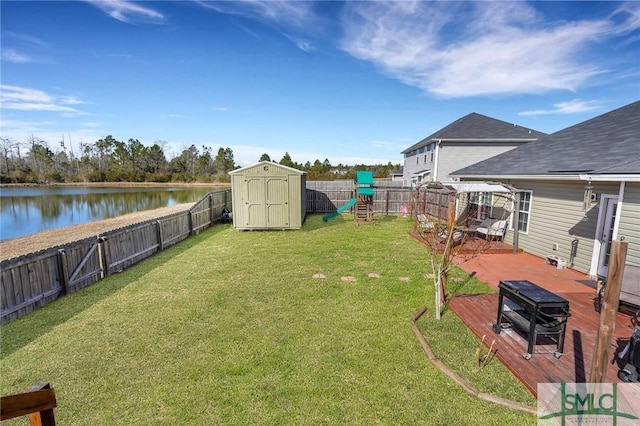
[500, 180, 639, 277]
[618, 182, 640, 268]
[501, 180, 606, 273]
[437, 142, 523, 182]
[403, 144, 436, 186]
[403, 142, 527, 185]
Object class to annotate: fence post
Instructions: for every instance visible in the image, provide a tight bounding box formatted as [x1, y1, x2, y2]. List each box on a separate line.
[385, 189, 389, 215]
[589, 241, 628, 383]
[57, 249, 70, 295]
[188, 211, 194, 236]
[99, 237, 111, 277]
[209, 193, 214, 225]
[156, 220, 164, 251]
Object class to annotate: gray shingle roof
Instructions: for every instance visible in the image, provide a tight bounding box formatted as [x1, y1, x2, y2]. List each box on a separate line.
[401, 112, 546, 154]
[451, 101, 640, 177]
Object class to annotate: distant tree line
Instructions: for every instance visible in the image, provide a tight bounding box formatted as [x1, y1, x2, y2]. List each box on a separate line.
[0, 135, 400, 184]
[259, 152, 400, 181]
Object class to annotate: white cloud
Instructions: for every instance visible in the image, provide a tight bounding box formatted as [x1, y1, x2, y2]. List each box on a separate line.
[60, 96, 90, 105]
[5, 32, 48, 48]
[1, 85, 52, 104]
[518, 99, 603, 116]
[168, 114, 184, 119]
[197, 0, 314, 28]
[0, 85, 88, 116]
[2, 102, 82, 114]
[609, 2, 640, 35]
[284, 34, 314, 52]
[294, 39, 313, 52]
[84, 0, 165, 24]
[197, 1, 317, 51]
[1, 49, 33, 63]
[340, 1, 637, 98]
[214, 107, 227, 112]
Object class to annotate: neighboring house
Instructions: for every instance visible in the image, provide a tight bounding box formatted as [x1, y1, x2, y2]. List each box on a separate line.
[390, 168, 404, 183]
[401, 113, 545, 186]
[451, 101, 640, 306]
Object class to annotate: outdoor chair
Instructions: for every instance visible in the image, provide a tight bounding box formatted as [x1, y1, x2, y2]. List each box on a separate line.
[473, 218, 507, 241]
[416, 214, 435, 230]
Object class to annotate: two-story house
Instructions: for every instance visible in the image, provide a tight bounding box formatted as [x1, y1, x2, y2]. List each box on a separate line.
[401, 113, 546, 186]
[451, 101, 640, 308]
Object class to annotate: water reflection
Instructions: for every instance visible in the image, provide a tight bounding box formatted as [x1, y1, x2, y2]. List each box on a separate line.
[0, 186, 215, 241]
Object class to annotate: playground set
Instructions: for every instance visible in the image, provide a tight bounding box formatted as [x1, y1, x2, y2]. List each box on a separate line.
[323, 171, 375, 223]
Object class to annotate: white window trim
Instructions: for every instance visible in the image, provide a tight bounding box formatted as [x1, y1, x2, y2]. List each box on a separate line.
[470, 192, 494, 220]
[509, 190, 532, 234]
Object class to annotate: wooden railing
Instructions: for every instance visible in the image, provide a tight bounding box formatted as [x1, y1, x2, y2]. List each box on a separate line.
[0, 382, 57, 425]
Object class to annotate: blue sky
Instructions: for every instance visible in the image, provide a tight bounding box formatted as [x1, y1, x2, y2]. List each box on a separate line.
[1, 1, 639, 167]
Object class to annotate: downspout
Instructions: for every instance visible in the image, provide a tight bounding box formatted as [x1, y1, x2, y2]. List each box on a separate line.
[433, 140, 441, 182]
[512, 191, 520, 254]
[612, 181, 625, 239]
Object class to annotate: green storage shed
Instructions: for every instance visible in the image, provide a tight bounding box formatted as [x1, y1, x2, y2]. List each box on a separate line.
[229, 161, 307, 230]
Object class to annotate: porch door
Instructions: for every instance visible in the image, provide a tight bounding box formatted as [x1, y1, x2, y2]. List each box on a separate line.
[597, 197, 617, 278]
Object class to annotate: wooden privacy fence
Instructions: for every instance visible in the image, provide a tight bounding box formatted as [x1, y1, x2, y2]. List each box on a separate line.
[306, 181, 411, 214]
[0, 190, 231, 324]
[1, 183, 411, 324]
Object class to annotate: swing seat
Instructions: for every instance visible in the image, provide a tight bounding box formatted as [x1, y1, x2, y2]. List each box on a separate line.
[473, 219, 507, 241]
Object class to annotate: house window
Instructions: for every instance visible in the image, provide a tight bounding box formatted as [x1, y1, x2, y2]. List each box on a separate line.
[514, 190, 532, 233]
[416, 156, 419, 164]
[430, 151, 434, 162]
[423, 154, 427, 163]
[470, 192, 493, 220]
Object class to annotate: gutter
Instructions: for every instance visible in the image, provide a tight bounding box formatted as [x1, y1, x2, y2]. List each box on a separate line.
[579, 174, 640, 182]
[453, 174, 588, 181]
[401, 138, 536, 154]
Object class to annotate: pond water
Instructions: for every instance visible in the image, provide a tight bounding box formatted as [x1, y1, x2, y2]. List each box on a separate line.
[0, 186, 216, 242]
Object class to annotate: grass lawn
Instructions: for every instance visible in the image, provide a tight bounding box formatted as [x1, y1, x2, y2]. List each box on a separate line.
[0, 214, 536, 425]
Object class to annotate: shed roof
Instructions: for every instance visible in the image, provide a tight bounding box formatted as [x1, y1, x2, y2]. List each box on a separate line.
[451, 101, 640, 179]
[401, 112, 546, 154]
[229, 161, 306, 175]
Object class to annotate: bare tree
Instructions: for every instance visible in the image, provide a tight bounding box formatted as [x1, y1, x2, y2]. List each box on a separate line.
[0, 136, 17, 176]
[411, 182, 514, 319]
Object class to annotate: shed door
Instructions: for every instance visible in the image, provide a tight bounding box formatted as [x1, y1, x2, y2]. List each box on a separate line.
[244, 177, 266, 228]
[266, 177, 289, 227]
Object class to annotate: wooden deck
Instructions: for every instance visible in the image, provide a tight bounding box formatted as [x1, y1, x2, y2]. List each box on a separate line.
[449, 290, 637, 397]
[444, 251, 640, 397]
